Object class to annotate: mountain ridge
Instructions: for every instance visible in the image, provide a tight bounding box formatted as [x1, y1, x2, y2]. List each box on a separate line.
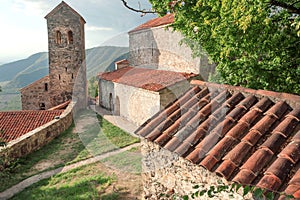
[0, 46, 129, 91]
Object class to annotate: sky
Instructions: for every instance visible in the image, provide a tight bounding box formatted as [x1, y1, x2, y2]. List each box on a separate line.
[0, 0, 156, 64]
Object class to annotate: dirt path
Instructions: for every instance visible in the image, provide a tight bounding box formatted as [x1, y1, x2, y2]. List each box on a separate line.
[0, 143, 140, 200]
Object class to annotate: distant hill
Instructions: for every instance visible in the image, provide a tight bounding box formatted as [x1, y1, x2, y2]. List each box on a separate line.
[0, 46, 128, 91]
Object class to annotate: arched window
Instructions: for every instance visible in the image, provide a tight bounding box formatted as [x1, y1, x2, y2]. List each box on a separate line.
[68, 31, 73, 44]
[56, 31, 62, 44]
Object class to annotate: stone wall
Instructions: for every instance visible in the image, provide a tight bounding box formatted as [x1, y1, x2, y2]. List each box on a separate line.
[129, 27, 215, 80]
[98, 79, 114, 110]
[0, 101, 75, 160]
[46, 3, 87, 108]
[141, 140, 252, 200]
[20, 76, 51, 110]
[159, 79, 194, 109]
[115, 83, 160, 126]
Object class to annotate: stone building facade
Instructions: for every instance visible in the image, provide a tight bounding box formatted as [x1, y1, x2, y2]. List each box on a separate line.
[98, 66, 197, 126]
[98, 14, 209, 126]
[20, 76, 51, 110]
[128, 14, 215, 80]
[21, 1, 87, 110]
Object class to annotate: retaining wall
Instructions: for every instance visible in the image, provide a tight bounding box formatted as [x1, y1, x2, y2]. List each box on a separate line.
[0, 101, 76, 161]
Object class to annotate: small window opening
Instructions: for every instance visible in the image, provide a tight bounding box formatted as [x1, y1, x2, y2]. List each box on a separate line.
[71, 73, 74, 79]
[65, 67, 67, 72]
[39, 103, 45, 110]
[68, 31, 73, 44]
[44, 83, 48, 91]
[152, 43, 154, 56]
[56, 31, 62, 44]
[59, 74, 61, 80]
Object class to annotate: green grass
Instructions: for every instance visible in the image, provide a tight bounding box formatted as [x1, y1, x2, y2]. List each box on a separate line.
[102, 147, 142, 174]
[75, 110, 139, 156]
[0, 109, 140, 192]
[10, 162, 116, 200]
[0, 123, 88, 192]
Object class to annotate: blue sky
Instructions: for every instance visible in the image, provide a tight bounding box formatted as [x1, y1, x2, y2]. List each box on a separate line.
[0, 0, 155, 63]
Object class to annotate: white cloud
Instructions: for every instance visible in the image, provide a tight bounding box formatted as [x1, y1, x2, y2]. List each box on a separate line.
[12, 0, 54, 16]
[86, 25, 113, 31]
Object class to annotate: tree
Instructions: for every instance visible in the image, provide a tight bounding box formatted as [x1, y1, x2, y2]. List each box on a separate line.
[125, 0, 300, 94]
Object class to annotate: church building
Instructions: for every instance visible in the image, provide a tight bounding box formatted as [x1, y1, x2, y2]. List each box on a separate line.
[98, 14, 215, 126]
[21, 1, 87, 110]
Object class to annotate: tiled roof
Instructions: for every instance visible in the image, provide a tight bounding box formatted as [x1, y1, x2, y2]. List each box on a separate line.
[0, 110, 64, 143]
[45, 1, 86, 23]
[129, 14, 174, 33]
[98, 66, 197, 92]
[136, 80, 300, 199]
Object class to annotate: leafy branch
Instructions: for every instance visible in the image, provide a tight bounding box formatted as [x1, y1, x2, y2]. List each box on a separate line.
[270, 0, 300, 15]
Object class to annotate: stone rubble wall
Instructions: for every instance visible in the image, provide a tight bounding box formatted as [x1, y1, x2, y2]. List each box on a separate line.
[0, 101, 75, 161]
[141, 139, 253, 200]
[21, 76, 51, 110]
[129, 26, 216, 80]
[47, 5, 87, 108]
[159, 79, 196, 109]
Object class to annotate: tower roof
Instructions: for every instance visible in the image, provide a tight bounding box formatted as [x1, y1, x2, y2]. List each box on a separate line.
[45, 1, 86, 23]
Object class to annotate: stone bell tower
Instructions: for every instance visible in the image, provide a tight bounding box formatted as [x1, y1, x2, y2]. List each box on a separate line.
[45, 1, 87, 108]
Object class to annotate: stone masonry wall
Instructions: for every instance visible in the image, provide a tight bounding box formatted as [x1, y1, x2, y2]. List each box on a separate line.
[98, 79, 114, 110]
[115, 83, 160, 126]
[47, 5, 87, 108]
[159, 79, 195, 109]
[0, 101, 75, 160]
[141, 140, 252, 200]
[21, 76, 51, 110]
[129, 27, 216, 80]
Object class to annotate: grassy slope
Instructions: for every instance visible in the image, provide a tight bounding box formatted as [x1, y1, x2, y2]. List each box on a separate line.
[0, 111, 140, 193]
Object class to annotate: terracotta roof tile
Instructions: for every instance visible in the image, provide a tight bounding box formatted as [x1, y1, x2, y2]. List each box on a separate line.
[0, 110, 64, 142]
[136, 81, 300, 198]
[283, 168, 300, 198]
[129, 14, 174, 33]
[99, 66, 197, 92]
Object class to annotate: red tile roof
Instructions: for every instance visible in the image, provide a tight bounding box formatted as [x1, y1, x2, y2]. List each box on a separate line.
[0, 110, 64, 143]
[98, 66, 197, 92]
[129, 14, 174, 33]
[136, 80, 300, 199]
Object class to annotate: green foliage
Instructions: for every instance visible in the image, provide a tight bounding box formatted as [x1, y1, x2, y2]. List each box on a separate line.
[0, 129, 6, 147]
[88, 76, 98, 98]
[149, 0, 300, 94]
[161, 182, 296, 200]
